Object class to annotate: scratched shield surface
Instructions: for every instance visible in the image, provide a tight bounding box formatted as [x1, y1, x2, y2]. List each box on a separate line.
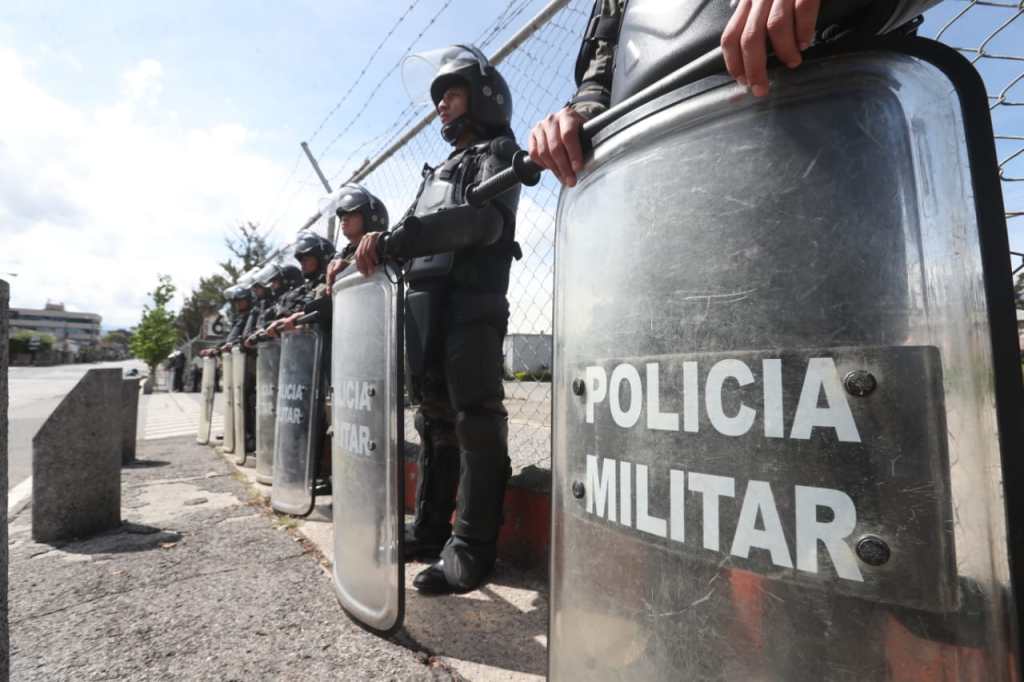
[221, 352, 235, 454]
[330, 269, 404, 635]
[255, 339, 281, 485]
[271, 328, 322, 516]
[550, 48, 1021, 680]
[196, 356, 216, 445]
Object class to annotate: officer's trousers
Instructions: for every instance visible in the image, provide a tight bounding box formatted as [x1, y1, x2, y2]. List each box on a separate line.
[410, 291, 512, 552]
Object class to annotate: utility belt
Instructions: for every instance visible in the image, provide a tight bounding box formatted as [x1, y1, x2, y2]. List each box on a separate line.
[403, 240, 522, 286]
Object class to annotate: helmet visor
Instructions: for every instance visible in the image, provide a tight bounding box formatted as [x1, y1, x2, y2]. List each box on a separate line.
[401, 44, 489, 106]
[318, 184, 369, 219]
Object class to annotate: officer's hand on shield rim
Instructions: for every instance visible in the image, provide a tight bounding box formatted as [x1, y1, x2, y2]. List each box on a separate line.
[325, 256, 352, 294]
[721, 0, 820, 97]
[355, 232, 383, 277]
[279, 312, 301, 331]
[528, 106, 586, 188]
[243, 335, 257, 349]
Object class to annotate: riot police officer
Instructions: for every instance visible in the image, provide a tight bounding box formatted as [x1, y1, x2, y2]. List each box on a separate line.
[529, 0, 940, 187]
[269, 232, 337, 336]
[324, 184, 390, 291]
[222, 285, 254, 351]
[355, 45, 522, 594]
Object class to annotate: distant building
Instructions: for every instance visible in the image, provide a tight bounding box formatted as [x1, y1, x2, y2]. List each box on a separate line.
[503, 333, 552, 376]
[9, 301, 102, 348]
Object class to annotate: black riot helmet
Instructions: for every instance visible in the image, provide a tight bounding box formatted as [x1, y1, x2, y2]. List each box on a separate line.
[292, 231, 336, 278]
[278, 264, 304, 290]
[404, 44, 512, 144]
[224, 284, 253, 305]
[319, 183, 389, 234]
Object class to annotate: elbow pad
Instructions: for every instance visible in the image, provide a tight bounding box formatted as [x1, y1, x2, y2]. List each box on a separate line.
[382, 204, 503, 260]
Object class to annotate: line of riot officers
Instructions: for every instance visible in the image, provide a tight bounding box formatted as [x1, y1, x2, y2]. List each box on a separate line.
[196, 0, 1024, 675]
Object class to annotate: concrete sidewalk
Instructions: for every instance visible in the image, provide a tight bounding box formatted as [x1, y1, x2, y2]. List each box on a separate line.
[8, 437, 457, 680]
[228, 456, 549, 682]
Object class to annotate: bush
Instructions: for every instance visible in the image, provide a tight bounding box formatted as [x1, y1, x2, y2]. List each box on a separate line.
[513, 369, 552, 383]
[9, 330, 56, 354]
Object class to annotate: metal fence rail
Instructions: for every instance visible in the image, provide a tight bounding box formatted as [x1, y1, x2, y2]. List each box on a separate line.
[343, 0, 1022, 468]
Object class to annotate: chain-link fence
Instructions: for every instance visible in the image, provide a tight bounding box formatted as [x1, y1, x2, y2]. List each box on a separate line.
[343, 0, 1022, 470]
[924, 1, 1022, 224]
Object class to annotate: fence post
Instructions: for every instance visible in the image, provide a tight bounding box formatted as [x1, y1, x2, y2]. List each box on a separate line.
[1, 279, 10, 679]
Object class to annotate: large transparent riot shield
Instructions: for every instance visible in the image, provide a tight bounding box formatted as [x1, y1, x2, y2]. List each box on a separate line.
[330, 269, 404, 635]
[196, 356, 216, 445]
[271, 327, 324, 516]
[231, 347, 247, 465]
[221, 352, 235, 454]
[255, 340, 281, 485]
[550, 43, 1023, 680]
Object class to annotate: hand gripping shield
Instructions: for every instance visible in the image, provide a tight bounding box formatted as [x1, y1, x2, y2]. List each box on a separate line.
[549, 41, 1023, 680]
[221, 352, 235, 453]
[196, 356, 216, 445]
[255, 340, 281, 485]
[231, 346, 247, 465]
[271, 327, 324, 516]
[330, 268, 405, 635]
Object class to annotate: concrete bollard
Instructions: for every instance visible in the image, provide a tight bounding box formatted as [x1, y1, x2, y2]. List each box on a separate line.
[1, 279, 10, 679]
[32, 368, 122, 543]
[121, 377, 141, 464]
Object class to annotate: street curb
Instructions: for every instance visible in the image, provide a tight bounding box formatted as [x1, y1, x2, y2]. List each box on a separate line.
[208, 443, 552, 570]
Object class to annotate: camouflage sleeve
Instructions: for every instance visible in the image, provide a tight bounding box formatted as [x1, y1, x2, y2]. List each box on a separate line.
[568, 0, 624, 121]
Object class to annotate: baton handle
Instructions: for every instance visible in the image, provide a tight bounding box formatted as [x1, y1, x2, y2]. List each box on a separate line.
[295, 311, 319, 326]
[466, 150, 543, 207]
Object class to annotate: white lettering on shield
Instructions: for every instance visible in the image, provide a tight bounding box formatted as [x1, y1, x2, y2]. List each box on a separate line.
[584, 357, 861, 443]
[584, 455, 863, 582]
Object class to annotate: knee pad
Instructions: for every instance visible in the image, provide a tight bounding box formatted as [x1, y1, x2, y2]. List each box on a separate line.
[455, 411, 508, 454]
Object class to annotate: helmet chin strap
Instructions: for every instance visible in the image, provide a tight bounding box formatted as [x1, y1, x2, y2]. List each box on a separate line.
[441, 115, 469, 145]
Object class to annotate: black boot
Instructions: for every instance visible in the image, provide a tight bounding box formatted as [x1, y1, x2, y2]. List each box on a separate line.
[402, 527, 446, 561]
[412, 560, 455, 594]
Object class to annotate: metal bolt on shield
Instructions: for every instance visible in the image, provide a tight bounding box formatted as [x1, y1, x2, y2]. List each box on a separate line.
[856, 536, 891, 566]
[843, 370, 877, 397]
[572, 481, 585, 499]
[571, 378, 585, 396]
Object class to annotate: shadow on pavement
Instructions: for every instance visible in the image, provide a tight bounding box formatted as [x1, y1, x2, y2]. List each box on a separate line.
[37, 522, 183, 556]
[401, 560, 549, 677]
[123, 459, 171, 469]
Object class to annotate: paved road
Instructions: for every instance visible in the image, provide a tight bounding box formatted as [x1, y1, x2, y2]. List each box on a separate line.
[7, 359, 146, 490]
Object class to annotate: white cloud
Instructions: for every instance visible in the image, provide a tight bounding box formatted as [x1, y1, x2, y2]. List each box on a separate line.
[0, 47, 321, 328]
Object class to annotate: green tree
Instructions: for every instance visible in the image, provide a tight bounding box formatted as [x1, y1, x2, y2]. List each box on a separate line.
[176, 222, 276, 340]
[177, 273, 231, 340]
[130, 275, 179, 374]
[1015, 271, 1023, 311]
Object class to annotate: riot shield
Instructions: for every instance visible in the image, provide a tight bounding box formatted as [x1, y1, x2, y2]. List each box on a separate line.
[255, 340, 281, 485]
[330, 269, 404, 635]
[221, 352, 235, 454]
[271, 327, 323, 516]
[550, 43, 1023, 680]
[196, 356, 216, 445]
[231, 347, 247, 465]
